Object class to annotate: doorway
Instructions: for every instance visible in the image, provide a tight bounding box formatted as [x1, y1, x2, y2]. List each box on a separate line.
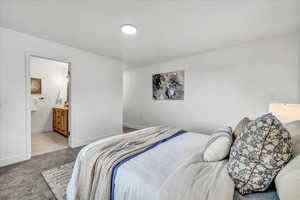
[26, 55, 72, 156]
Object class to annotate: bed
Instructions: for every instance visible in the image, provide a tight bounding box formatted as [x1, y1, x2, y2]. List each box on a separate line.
[67, 127, 279, 200]
[113, 131, 210, 200]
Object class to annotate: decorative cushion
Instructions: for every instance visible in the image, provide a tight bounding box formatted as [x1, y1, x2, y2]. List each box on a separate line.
[275, 155, 300, 200]
[227, 113, 293, 195]
[233, 117, 251, 140]
[203, 126, 233, 162]
[284, 120, 300, 157]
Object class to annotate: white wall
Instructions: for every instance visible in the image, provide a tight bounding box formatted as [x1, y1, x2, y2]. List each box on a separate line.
[30, 57, 69, 134]
[0, 27, 122, 167]
[124, 33, 300, 133]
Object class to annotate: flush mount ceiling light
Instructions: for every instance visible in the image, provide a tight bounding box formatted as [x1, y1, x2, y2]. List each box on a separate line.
[121, 24, 137, 35]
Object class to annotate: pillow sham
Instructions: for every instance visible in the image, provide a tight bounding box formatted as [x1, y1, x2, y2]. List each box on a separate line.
[275, 155, 300, 200]
[233, 117, 251, 140]
[228, 113, 293, 195]
[284, 120, 300, 156]
[203, 126, 233, 162]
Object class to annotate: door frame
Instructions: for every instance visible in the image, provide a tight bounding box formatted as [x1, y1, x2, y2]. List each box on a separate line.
[25, 52, 73, 158]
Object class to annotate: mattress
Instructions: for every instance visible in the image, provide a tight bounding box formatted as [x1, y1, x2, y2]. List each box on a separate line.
[113, 131, 210, 200]
[234, 182, 279, 200]
[234, 190, 279, 200]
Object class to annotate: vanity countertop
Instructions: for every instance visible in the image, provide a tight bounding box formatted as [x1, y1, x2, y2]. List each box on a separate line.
[53, 106, 68, 110]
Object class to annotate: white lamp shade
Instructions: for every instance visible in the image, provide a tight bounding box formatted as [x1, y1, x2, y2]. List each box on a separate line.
[268, 103, 300, 124]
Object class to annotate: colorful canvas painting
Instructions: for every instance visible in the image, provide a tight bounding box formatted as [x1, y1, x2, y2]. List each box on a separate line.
[153, 70, 184, 100]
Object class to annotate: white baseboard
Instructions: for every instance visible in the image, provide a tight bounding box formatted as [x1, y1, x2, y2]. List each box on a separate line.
[0, 153, 30, 167]
[31, 127, 53, 134]
[123, 123, 148, 130]
[70, 131, 122, 148]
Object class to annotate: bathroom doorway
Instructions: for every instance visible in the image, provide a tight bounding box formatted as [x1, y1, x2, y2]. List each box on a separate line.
[26, 55, 72, 156]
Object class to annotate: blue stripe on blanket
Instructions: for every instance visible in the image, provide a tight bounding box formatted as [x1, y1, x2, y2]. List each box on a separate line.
[110, 130, 187, 200]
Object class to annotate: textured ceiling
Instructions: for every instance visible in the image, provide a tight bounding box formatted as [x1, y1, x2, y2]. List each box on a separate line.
[0, 0, 299, 68]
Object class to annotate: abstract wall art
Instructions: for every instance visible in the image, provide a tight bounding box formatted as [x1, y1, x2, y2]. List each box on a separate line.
[152, 70, 184, 100]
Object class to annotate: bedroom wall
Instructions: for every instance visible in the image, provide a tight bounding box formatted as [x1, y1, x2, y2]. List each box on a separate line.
[124, 33, 300, 133]
[30, 57, 69, 134]
[0, 27, 122, 167]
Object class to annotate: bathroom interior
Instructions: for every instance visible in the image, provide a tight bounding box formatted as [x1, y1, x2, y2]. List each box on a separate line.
[30, 56, 70, 156]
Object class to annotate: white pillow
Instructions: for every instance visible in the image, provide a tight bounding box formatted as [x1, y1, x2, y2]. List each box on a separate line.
[275, 155, 300, 200]
[203, 126, 233, 162]
[284, 120, 300, 156]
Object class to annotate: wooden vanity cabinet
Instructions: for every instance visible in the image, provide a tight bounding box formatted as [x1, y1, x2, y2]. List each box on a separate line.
[53, 107, 69, 136]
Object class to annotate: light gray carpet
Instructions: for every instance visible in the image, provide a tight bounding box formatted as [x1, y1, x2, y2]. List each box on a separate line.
[0, 127, 136, 200]
[42, 162, 75, 200]
[0, 147, 82, 200]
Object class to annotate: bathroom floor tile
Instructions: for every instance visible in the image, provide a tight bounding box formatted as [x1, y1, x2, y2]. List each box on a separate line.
[32, 132, 69, 156]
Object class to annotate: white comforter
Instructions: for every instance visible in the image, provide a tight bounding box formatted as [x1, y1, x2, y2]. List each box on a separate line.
[114, 131, 210, 200]
[68, 130, 235, 200]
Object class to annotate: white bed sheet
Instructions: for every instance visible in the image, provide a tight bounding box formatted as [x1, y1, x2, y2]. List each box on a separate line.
[113, 131, 210, 200]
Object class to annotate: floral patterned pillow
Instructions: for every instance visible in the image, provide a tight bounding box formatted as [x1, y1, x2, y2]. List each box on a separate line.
[227, 113, 293, 195]
[233, 117, 251, 140]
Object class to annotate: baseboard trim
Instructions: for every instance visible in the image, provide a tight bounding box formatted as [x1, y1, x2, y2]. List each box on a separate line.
[123, 123, 147, 130]
[70, 131, 121, 148]
[0, 153, 30, 167]
[31, 128, 53, 134]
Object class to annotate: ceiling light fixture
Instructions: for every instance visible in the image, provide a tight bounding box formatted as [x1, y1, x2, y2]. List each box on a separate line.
[121, 24, 137, 35]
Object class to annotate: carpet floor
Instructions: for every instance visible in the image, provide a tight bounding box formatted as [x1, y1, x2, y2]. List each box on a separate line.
[0, 147, 82, 200]
[0, 127, 136, 200]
